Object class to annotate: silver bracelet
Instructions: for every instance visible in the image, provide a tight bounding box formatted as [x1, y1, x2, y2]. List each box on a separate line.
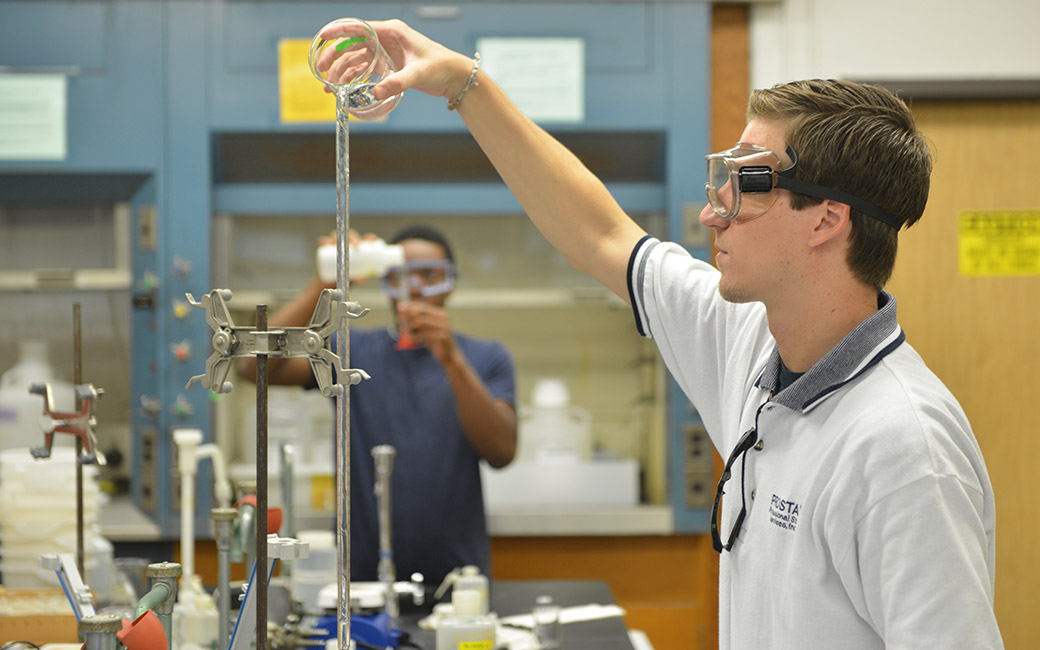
[447, 53, 481, 111]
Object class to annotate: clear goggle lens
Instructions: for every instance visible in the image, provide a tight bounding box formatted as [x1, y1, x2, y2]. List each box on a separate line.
[705, 144, 785, 222]
[380, 259, 456, 299]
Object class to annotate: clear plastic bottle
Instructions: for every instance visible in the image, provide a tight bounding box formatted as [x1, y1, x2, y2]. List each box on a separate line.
[316, 238, 405, 284]
[0, 339, 75, 452]
[435, 589, 495, 650]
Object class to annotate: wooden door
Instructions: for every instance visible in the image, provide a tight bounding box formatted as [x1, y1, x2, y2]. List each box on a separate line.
[887, 99, 1040, 648]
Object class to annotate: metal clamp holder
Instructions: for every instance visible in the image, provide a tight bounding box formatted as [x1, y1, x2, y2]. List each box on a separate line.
[184, 288, 370, 397]
[30, 382, 105, 464]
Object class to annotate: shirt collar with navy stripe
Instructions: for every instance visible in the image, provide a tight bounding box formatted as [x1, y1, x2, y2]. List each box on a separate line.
[757, 291, 905, 412]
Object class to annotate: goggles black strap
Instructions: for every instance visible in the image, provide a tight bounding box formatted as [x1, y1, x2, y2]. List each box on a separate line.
[774, 146, 905, 230]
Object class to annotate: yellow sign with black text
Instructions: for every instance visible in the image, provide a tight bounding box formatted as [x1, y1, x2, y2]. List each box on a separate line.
[278, 38, 336, 123]
[959, 211, 1040, 277]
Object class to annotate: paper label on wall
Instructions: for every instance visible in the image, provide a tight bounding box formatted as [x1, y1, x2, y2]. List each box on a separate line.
[477, 37, 585, 123]
[278, 38, 337, 123]
[959, 211, 1040, 276]
[0, 75, 67, 160]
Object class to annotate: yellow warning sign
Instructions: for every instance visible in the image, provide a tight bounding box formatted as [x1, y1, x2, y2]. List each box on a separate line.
[959, 211, 1040, 277]
[278, 38, 336, 123]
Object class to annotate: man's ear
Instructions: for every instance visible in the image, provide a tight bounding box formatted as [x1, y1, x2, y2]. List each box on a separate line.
[807, 199, 851, 248]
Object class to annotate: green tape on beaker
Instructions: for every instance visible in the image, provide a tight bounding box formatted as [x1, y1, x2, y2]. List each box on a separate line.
[336, 36, 367, 51]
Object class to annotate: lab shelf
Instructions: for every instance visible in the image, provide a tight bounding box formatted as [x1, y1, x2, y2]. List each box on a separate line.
[223, 287, 630, 312]
[213, 182, 666, 215]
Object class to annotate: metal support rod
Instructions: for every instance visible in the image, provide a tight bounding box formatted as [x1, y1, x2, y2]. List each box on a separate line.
[73, 302, 84, 579]
[334, 87, 353, 650]
[373, 445, 398, 622]
[135, 582, 172, 619]
[256, 304, 269, 650]
[145, 561, 181, 650]
[212, 507, 238, 648]
[281, 442, 296, 540]
[79, 614, 121, 650]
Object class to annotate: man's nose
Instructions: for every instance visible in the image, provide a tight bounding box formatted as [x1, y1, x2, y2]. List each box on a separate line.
[700, 202, 729, 230]
[408, 276, 423, 298]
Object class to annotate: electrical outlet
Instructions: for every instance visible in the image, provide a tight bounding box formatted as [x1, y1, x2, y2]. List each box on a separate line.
[684, 423, 713, 508]
[140, 426, 155, 465]
[141, 481, 155, 514]
[139, 426, 157, 513]
[138, 205, 157, 252]
[685, 470, 713, 509]
[685, 423, 709, 465]
[683, 201, 712, 248]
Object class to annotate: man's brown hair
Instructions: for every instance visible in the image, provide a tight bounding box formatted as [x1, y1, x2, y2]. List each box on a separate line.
[747, 79, 932, 290]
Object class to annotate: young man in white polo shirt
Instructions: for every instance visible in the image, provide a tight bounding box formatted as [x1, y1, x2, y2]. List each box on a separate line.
[324, 18, 1004, 649]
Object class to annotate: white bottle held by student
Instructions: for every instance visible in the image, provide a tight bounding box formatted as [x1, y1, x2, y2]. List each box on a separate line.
[316, 236, 405, 283]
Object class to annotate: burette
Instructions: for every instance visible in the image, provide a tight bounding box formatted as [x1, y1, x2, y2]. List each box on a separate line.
[309, 18, 403, 650]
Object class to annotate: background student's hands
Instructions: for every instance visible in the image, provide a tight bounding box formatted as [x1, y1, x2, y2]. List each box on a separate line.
[396, 300, 457, 365]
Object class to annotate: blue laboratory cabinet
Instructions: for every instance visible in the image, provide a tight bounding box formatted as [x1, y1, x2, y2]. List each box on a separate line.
[0, 0, 712, 537]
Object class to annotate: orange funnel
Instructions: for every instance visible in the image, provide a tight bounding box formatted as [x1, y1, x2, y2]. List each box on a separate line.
[117, 610, 168, 650]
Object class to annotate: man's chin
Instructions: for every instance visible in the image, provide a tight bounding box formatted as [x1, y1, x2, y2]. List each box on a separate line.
[717, 282, 754, 305]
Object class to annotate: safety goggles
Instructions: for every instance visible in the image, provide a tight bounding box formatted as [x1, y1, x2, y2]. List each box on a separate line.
[380, 259, 457, 299]
[705, 143, 904, 229]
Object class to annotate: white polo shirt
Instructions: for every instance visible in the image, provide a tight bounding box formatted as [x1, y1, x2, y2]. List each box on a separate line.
[628, 237, 1003, 650]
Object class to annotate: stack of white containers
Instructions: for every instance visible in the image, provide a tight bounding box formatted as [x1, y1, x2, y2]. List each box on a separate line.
[0, 447, 113, 598]
[291, 529, 337, 613]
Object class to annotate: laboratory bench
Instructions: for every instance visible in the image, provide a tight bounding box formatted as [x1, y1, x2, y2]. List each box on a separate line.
[98, 495, 162, 541]
[97, 498, 714, 650]
[98, 497, 673, 541]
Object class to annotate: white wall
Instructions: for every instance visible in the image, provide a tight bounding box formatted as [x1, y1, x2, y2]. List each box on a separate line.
[749, 0, 1040, 89]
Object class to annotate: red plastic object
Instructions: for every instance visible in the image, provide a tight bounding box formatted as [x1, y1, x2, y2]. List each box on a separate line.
[267, 507, 284, 534]
[395, 328, 419, 350]
[117, 610, 168, 650]
[235, 494, 284, 534]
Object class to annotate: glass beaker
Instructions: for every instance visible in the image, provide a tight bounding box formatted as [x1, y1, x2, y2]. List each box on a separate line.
[308, 18, 402, 119]
[533, 594, 562, 649]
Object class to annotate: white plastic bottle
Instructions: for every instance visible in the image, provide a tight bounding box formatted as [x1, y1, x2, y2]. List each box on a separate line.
[435, 589, 496, 650]
[455, 565, 489, 615]
[518, 378, 593, 464]
[0, 339, 75, 452]
[316, 238, 405, 283]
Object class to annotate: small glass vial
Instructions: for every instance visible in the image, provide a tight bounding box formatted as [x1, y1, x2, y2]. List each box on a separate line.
[533, 594, 561, 650]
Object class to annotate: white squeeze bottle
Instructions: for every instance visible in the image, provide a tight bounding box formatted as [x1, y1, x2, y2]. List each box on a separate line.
[455, 565, 490, 615]
[316, 238, 405, 283]
[435, 589, 496, 650]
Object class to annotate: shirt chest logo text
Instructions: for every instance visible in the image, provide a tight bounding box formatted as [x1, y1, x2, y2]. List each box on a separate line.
[769, 493, 802, 532]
